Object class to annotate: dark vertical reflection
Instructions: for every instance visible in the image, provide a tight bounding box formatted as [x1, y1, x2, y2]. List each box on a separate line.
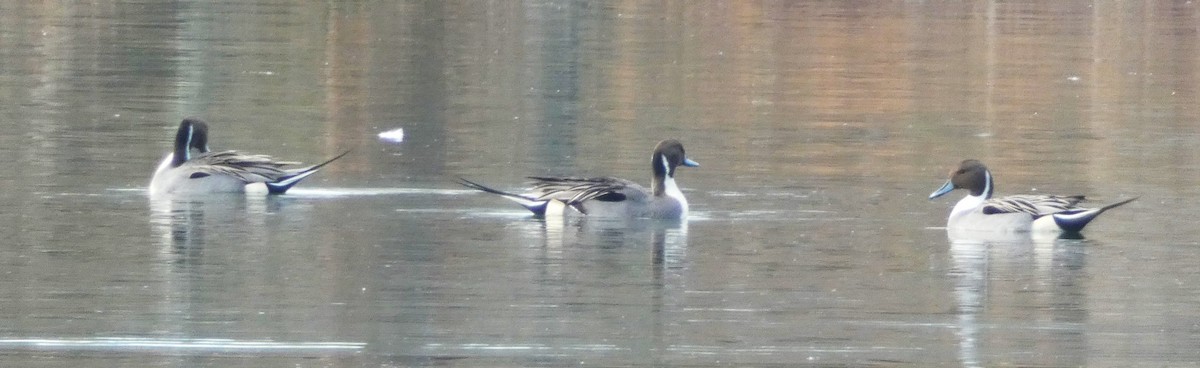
[382, 1, 448, 176]
[320, 2, 373, 177]
[0, 0, 1198, 366]
[525, 1, 583, 168]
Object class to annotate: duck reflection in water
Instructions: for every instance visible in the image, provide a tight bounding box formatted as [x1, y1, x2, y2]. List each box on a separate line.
[949, 236, 1088, 367]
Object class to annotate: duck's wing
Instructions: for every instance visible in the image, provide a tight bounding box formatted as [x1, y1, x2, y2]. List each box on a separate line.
[526, 176, 648, 205]
[180, 150, 296, 183]
[983, 194, 1086, 217]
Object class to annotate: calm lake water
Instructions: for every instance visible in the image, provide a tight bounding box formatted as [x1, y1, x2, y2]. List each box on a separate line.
[1, 1, 1198, 367]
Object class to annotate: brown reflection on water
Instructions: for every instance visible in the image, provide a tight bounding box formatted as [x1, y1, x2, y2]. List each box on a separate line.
[415, 1, 1200, 195]
[3, 1, 1200, 366]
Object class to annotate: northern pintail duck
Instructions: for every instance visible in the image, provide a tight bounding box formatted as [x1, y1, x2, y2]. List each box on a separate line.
[458, 139, 699, 219]
[929, 159, 1136, 234]
[149, 117, 349, 196]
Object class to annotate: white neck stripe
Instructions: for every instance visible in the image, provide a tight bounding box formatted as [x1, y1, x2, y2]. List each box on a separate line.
[983, 171, 992, 198]
[183, 124, 193, 161]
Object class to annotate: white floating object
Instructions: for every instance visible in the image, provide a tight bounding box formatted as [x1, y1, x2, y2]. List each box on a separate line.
[377, 128, 404, 144]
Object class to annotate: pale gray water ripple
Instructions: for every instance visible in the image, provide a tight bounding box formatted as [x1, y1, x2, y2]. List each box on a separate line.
[0, 337, 364, 355]
[0, 1, 1197, 367]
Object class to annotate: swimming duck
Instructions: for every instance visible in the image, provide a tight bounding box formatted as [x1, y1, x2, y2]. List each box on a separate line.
[458, 139, 699, 219]
[929, 159, 1136, 233]
[149, 117, 348, 196]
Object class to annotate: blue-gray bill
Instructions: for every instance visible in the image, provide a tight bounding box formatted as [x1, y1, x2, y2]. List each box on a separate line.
[929, 180, 955, 199]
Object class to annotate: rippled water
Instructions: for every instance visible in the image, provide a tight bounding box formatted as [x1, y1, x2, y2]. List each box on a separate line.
[1, 1, 1199, 366]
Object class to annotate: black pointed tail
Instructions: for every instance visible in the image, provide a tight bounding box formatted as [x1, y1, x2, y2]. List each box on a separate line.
[1053, 196, 1138, 233]
[1097, 196, 1138, 213]
[457, 177, 547, 215]
[266, 149, 352, 194]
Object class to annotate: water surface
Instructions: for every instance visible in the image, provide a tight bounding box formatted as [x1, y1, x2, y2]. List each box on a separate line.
[0, 1, 1198, 366]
